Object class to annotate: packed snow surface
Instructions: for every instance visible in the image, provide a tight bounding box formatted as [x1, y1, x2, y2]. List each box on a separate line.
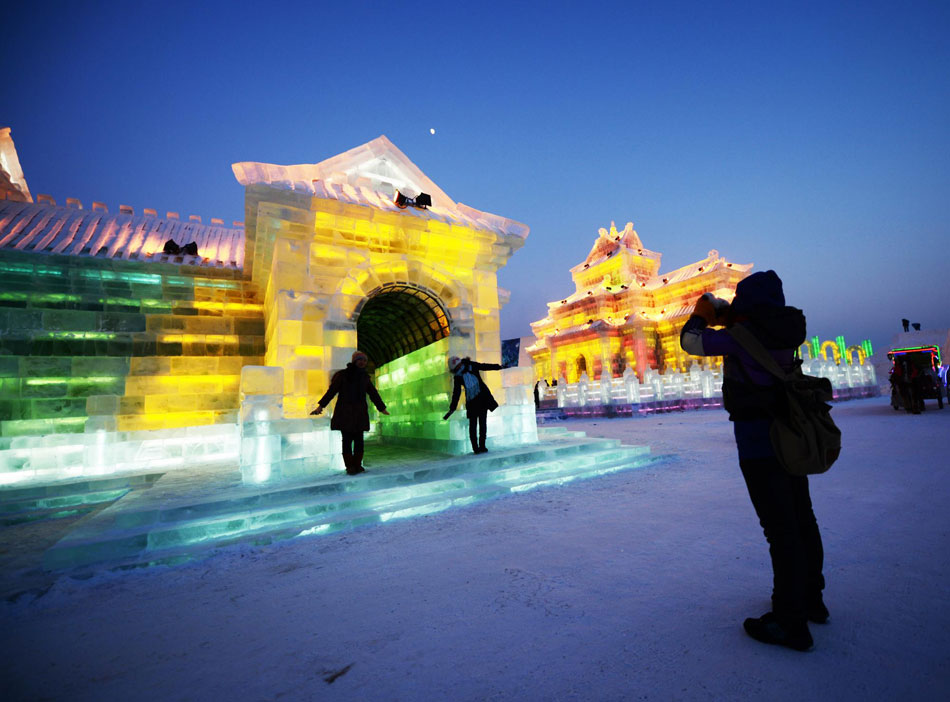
[2, 395, 948, 701]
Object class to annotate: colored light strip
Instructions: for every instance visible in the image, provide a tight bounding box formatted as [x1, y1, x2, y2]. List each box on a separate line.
[156, 334, 240, 344]
[35, 331, 118, 340]
[889, 346, 941, 364]
[24, 376, 119, 386]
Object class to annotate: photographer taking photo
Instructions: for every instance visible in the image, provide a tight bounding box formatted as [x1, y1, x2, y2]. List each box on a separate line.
[680, 270, 827, 652]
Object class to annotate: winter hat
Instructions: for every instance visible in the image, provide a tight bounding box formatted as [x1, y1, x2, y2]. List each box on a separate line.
[731, 270, 785, 314]
[447, 356, 461, 371]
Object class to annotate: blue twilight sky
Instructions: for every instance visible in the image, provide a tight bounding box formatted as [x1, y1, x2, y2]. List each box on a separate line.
[2, 0, 948, 355]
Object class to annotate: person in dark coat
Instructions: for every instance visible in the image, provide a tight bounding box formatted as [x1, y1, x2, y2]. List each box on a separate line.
[442, 356, 501, 454]
[680, 270, 826, 652]
[311, 350, 389, 475]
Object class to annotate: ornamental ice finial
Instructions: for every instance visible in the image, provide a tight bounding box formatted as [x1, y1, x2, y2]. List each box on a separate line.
[708, 249, 719, 260]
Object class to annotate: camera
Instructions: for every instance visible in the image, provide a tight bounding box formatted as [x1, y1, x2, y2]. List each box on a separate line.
[700, 292, 731, 315]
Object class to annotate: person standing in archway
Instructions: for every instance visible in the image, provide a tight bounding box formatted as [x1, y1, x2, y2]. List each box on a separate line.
[442, 356, 502, 454]
[311, 351, 389, 475]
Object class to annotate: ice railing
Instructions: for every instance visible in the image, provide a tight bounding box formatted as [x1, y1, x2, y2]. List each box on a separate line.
[543, 359, 878, 409]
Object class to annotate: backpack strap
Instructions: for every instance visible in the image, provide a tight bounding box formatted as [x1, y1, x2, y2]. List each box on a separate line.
[727, 325, 789, 381]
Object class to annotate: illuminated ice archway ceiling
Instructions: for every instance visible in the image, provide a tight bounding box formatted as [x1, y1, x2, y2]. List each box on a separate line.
[355, 283, 451, 368]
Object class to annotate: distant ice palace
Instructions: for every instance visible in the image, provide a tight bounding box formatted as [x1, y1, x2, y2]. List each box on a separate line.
[527, 221, 752, 383]
[526, 220, 878, 416]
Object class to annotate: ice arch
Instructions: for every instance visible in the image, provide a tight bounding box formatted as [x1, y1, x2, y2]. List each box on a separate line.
[355, 282, 451, 368]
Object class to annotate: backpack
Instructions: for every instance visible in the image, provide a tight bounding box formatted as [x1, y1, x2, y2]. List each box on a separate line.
[728, 325, 841, 476]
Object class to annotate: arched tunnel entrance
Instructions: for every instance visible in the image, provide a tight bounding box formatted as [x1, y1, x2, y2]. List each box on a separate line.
[355, 282, 451, 369]
[354, 282, 461, 452]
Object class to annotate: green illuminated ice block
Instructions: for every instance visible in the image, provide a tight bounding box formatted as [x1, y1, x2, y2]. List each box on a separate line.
[375, 338, 539, 454]
[375, 338, 461, 453]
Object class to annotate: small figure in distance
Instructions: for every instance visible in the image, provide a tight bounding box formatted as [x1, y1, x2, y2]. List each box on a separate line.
[442, 356, 502, 455]
[311, 350, 389, 475]
[681, 271, 827, 652]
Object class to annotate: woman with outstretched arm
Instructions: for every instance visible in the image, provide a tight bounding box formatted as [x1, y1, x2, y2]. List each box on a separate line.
[442, 356, 501, 455]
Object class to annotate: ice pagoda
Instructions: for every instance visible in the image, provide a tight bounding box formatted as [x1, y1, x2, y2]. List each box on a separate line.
[527, 221, 752, 384]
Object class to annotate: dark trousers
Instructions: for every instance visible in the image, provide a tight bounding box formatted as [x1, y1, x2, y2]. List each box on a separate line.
[739, 457, 825, 621]
[341, 431, 364, 466]
[468, 409, 487, 452]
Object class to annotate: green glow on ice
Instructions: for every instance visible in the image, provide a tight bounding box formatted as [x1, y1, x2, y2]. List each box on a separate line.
[374, 338, 461, 450]
[35, 331, 117, 340]
[24, 376, 120, 386]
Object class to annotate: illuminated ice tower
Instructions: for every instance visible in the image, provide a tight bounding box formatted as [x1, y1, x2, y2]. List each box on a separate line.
[233, 136, 533, 453]
[527, 222, 751, 383]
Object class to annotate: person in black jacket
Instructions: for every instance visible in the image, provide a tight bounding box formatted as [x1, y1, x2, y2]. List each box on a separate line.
[680, 270, 826, 652]
[442, 356, 501, 454]
[311, 351, 389, 475]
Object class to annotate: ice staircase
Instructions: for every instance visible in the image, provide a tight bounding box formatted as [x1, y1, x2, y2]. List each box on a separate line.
[0, 472, 162, 526]
[42, 428, 668, 572]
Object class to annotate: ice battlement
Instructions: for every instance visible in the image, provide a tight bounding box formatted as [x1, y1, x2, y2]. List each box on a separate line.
[0, 198, 245, 268]
[12, 192, 242, 228]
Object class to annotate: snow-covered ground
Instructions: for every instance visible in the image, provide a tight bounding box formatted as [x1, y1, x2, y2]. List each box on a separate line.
[2, 395, 948, 701]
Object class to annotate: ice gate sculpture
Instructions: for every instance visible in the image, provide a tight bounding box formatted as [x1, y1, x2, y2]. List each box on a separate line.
[0, 133, 537, 487]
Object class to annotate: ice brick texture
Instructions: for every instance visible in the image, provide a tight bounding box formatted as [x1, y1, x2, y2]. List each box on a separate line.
[0, 250, 264, 439]
[239, 184, 526, 420]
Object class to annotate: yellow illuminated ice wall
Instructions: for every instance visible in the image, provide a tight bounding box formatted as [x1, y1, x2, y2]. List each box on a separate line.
[528, 222, 752, 383]
[232, 135, 531, 453]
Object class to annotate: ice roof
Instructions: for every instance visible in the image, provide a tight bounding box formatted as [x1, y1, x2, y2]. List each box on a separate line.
[232, 135, 529, 240]
[642, 250, 752, 290]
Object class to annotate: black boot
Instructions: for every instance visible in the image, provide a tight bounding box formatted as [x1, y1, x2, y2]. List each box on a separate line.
[807, 596, 830, 624]
[352, 449, 366, 474]
[743, 612, 813, 651]
[343, 455, 361, 476]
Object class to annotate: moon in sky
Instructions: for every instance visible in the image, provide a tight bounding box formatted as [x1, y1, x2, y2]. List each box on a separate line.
[430, 128, 436, 135]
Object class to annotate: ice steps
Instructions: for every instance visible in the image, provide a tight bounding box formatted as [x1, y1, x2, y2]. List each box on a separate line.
[139, 444, 644, 549]
[0, 472, 162, 525]
[42, 436, 666, 572]
[108, 437, 630, 527]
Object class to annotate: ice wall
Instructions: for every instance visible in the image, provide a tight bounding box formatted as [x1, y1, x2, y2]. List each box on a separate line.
[375, 338, 538, 454]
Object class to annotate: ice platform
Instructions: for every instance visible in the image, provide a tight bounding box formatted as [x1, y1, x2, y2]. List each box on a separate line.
[41, 428, 666, 573]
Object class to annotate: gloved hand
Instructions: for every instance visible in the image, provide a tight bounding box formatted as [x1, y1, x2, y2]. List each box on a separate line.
[442, 411, 453, 420]
[310, 406, 324, 416]
[693, 295, 715, 324]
